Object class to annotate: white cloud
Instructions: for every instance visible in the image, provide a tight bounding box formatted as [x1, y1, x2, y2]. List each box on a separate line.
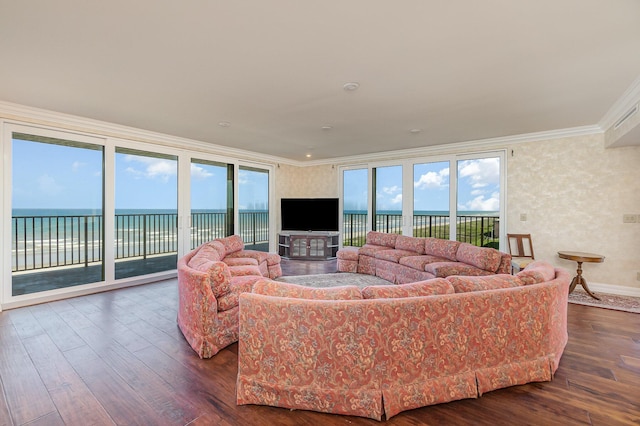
[458, 158, 499, 188]
[124, 155, 177, 182]
[391, 194, 402, 204]
[190, 163, 214, 180]
[72, 161, 86, 172]
[382, 185, 401, 195]
[460, 192, 500, 211]
[414, 167, 449, 190]
[38, 174, 63, 195]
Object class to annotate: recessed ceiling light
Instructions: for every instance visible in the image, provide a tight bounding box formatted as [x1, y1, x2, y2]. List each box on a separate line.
[343, 82, 359, 91]
[321, 126, 333, 130]
[306, 154, 312, 158]
[218, 121, 231, 127]
[410, 128, 422, 134]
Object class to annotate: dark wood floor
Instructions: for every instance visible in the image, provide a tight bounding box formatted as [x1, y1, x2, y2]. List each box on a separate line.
[1, 259, 639, 425]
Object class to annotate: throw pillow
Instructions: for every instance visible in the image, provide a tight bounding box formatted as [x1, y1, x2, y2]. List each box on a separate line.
[361, 278, 454, 299]
[455, 243, 502, 273]
[447, 274, 523, 293]
[516, 261, 556, 285]
[252, 279, 363, 300]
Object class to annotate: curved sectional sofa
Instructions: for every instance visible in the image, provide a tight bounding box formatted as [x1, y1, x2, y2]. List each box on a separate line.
[177, 235, 282, 358]
[236, 242, 570, 420]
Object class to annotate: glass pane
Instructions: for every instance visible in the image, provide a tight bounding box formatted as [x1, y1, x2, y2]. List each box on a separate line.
[238, 166, 269, 251]
[115, 148, 178, 279]
[342, 168, 368, 247]
[456, 157, 500, 248]
[373, 165, 402, 234]
[11, 133, 104, 296]
[413, 161, 450, 239]
[190, 160, 233, 248]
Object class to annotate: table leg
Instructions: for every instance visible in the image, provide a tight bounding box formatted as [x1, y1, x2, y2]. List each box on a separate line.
[569, 261, 600, 300]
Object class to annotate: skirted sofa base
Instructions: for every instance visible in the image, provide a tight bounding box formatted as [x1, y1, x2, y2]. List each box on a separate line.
[236, 262, 570, 420]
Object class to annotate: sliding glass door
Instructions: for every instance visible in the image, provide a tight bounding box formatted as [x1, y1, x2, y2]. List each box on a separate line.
[342, 168, 368, 246]
[413, 161, 451, 239]
[238, 166, 270, 251]
[114, 148, 178, 279]
[190, 159, 234, 248]
[10, 130, 104, 296]
[372, 165, 404, 234]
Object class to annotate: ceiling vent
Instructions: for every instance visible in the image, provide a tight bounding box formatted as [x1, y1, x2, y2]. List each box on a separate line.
[614, 104, 638, 130]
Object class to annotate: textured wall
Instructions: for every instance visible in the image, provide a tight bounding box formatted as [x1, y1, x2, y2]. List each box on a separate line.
[276, 135, 640, 291]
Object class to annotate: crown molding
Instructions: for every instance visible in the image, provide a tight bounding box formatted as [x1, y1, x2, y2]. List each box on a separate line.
[300, 125, 603, 167]
[0, 100, 295, 166]
[599, 74, 640, 131]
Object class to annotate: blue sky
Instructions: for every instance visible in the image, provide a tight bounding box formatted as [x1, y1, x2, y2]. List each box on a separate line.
[343, 157, 500, 212]
[12, 138, 269, 211]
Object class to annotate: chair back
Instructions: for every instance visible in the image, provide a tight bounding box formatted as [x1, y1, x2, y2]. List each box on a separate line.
[506, 234, 535, 260]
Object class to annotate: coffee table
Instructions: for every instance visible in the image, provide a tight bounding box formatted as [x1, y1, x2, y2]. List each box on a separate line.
[557, 251, 605, 300]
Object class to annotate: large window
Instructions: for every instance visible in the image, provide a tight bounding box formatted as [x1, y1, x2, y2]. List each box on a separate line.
[342, 168, 368, 246]
[114, 148, 178, 279]
[238, 166, 270, 251]
[413, 161, 450, 239]
[11, 131, 104, 296]
[190, 159, 234, 248]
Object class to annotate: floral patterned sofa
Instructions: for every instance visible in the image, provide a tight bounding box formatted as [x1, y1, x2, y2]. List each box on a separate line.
[236, 261, 570, 420]
[177, 235, 282, 358]
[337, 231, 512, 283]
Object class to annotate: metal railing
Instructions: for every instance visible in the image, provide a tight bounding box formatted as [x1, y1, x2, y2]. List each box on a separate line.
[343, 213, 499, 248]
[12, 212, 269, 272]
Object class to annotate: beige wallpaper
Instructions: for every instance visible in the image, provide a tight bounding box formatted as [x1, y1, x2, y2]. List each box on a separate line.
[275, 134, 640, 292]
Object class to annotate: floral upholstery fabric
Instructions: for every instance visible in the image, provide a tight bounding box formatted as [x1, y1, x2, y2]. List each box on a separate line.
[375, 249, 420, 263]
[456, 243, 502, 273]
[517, 260, 556, 285]
[223, 257, 259, 267]
[217, 234, 245, 254]
[337, 246, 359, 260]
[424, 237, 460, 261]
[394, 235, 426, 254]
[398, 255, 448, 270]
[177, 235, 282, 358]
[337, 258, 358, 273]
[237, 267, 570, 419]
[357, 255, 377, 275]
[395, 268, 436, 284]
[424, 261, 492, 278]
[361, 278, 453, 299]
[253, 279, 362, 300]
[226, 249, 269, 263]
[447, 274, 523, 293]
[358, 244, 390, 257]
[366, 231, 398, 248]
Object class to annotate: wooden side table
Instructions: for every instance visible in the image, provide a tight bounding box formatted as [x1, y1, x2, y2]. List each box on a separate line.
[557, 251, 605, 300]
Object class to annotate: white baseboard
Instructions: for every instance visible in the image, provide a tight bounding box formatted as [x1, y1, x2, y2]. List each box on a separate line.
[588, 282, 640, 297]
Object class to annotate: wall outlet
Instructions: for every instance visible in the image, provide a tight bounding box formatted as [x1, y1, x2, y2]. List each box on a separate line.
[520, 213, 527, 221]
[637, 272, 640, 281]
[623, 214, 637, 223]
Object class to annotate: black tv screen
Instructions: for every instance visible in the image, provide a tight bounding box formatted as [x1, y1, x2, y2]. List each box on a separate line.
[281, 198, 339, 232]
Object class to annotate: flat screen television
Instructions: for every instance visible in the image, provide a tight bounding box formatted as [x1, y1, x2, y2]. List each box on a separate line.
[281, 198, 339, 232]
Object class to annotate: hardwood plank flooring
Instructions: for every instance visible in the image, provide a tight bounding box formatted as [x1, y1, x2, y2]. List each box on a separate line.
[0, 258, 639, 425]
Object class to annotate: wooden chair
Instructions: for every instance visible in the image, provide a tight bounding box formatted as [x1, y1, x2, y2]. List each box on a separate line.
[506, 233, 535, 273]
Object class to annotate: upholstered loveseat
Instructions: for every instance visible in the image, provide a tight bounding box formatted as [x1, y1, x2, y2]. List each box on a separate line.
[177, 235, 282, 358]
[236, 261, 570, 420]
[337, 231, 512, 283]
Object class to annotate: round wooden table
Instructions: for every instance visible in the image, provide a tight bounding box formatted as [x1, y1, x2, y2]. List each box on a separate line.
[557, 251, 605, 300]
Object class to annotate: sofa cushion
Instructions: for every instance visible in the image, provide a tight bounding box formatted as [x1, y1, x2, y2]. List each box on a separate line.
[226, 249, 269, 263]
[217, 235, 244, 254]
[424, 261, 492, 278]
[224, 257, 259, 267]
[228, 264, 263, 277]
[424, 238, 460, 261]
[359, 244, 391, 257]
[366, 231, 398, 248]
[361, 278, 454, 299]
[187, 243, 223, 269]
[209, 240, 227, 260]
[189, 260, 231, 297]
[456, 243, 502, 273]
[399, 255, 449, 271]
[337, 247, 359, 261]
[375, 249, 419, 263]
[252, 279, 362, 300]
[447, 274, 523, 293]
[217, 275, 262, 311]
[516, 261, 556, 285]
[395, 235, 426, 255]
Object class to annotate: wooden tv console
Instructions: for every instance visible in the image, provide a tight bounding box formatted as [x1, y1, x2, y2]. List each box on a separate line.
[278, 232, 339, 260]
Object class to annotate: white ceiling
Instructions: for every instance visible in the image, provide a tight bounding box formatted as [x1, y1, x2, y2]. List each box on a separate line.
[1, 1, 639, 161]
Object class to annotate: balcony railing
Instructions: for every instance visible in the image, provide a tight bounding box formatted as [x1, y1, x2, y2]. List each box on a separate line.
[12, 212, 269, 273]
[343, 213, 499, 248]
